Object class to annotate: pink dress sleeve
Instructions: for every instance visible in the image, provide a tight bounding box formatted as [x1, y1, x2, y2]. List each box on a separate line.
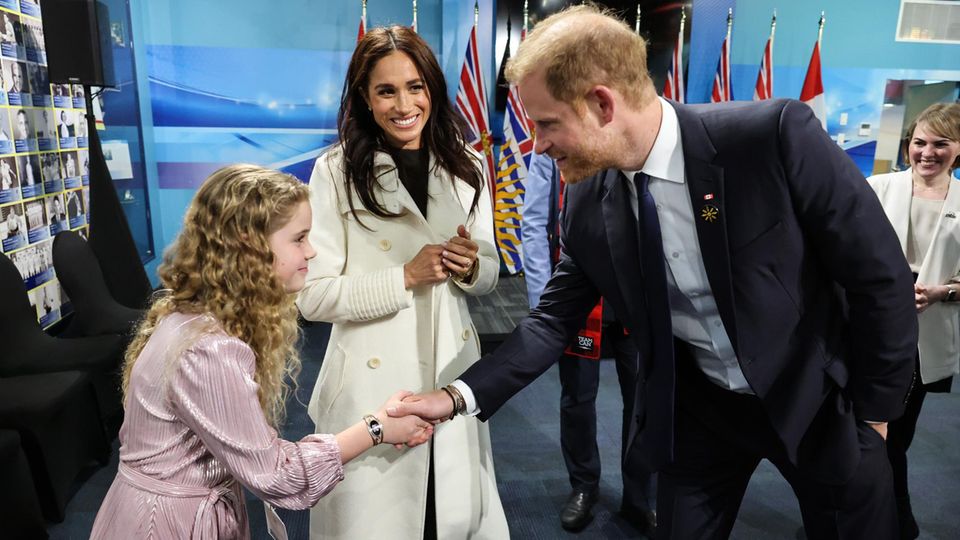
[168, 334, 344, 510]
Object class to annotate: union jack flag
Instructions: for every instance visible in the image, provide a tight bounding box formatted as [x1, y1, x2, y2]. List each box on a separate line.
[456, 25, 496, 198]
[710, 30, 732, 102]
[494, 60, 534, 274]
[753, 37, 773, 100]
[710, 39, 733, 103]
[663, 22, 685, 103]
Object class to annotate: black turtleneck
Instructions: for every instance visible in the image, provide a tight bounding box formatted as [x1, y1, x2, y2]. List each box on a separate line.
[390, 146, 430, 218]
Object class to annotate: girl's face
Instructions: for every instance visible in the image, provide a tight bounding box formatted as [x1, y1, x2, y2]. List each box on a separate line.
[268, 200, 315, 293]
[365, 51, 431, 150]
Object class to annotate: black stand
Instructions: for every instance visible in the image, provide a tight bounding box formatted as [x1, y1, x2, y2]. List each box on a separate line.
[82, 86, 152, 309]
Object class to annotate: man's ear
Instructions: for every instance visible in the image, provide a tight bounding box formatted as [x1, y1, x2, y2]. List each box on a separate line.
[585, 85, 616, 126]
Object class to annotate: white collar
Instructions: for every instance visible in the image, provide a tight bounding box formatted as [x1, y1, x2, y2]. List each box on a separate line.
[621, 97, 685, 185]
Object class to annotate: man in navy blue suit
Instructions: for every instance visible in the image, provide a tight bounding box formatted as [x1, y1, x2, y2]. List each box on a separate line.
[392, 6, 917, 538]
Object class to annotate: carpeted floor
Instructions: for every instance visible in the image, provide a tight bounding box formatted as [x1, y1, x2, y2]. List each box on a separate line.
[46, 318, 960, 539]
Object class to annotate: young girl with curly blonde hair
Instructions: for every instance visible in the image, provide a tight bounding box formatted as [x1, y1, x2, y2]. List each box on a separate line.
[90, 164, 432, 539]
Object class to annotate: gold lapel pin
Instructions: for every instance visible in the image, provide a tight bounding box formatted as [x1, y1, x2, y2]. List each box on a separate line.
[701, 204, 719, 223]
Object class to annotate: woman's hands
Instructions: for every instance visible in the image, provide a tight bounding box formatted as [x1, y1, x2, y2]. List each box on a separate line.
[375, 391, 434, 449]
[442, 225, 479, 281]
[403, 225, 478, 289]
[915, 282, 952, 313]
[404, 245, 447, 289]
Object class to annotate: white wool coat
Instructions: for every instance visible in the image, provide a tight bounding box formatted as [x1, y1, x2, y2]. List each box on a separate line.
[297, 147, 509, 540]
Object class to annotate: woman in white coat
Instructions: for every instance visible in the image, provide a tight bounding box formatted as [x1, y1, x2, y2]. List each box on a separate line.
[867, 102, 960, 540]
[297, 26, 508, 540]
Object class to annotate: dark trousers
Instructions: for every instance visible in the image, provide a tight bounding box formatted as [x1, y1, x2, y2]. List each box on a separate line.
[887, 356, 952, 506]
[559, 323, 655, 511]
[657, 357, 898, 539]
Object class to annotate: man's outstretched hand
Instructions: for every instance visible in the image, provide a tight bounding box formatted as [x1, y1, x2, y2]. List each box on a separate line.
[387, 389, 456, 424]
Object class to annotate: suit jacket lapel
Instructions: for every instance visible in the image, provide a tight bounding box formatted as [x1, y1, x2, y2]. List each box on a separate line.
[600, 169, 645, 327]
[674, 103, 739, 354]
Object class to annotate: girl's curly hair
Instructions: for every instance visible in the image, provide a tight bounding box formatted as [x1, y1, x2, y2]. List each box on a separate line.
[122, 164, 310, 427]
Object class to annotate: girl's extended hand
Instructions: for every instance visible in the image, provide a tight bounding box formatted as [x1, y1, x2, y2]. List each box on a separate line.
[376, 391, 434, 449]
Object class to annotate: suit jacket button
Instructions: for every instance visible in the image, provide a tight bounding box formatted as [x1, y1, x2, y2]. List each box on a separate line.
[462, 328, 471, 341]
[367, 357, 381, 369]
[379, 239, 392, 251]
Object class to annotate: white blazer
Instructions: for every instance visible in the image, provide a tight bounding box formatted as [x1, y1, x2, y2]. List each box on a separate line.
[868, 169, 960, 383]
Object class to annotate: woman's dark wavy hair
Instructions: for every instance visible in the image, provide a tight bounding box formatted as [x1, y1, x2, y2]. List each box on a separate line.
[337, 25, 483, 224]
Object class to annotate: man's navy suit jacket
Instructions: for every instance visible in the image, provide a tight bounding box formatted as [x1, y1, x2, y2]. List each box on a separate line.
[460, 98, 918, 482]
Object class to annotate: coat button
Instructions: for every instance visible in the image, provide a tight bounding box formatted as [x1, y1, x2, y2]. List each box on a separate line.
[367, 357, 381, 369]
[379, 239, 391, 251]
[462, 328, 471, 341]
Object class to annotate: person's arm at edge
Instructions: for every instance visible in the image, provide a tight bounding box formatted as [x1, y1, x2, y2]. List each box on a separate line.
[520, 153, 556, 309]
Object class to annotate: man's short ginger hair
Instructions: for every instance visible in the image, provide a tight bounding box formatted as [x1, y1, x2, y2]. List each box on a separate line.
[505, 4, 656, 110]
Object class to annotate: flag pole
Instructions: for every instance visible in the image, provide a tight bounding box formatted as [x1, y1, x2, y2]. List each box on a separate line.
[412, 0, 418, 32]
[680, 7, 686, 39]
[770, 10, 777, 44]
[726, 7, 733, 39]
[474, 1, 479, 28]
[635, 4, 641, 34]
[362, 0, 366, 25]
[768, 10, 776, 95]
[523, 0, 528, 33]
[818, 11, 825, 44]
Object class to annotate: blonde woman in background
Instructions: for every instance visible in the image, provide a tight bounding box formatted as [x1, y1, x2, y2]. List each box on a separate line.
[89, 164, 433, 539]
[867, 102, 960, 540]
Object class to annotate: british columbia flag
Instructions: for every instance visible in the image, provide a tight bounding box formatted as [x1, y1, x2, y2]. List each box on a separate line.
[494, 64, 534, 274]
[456, 25, 496, 198]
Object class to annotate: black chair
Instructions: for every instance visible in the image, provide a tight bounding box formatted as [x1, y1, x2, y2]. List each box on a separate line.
[52, 230, 143, 339]
[0, 429, 48, 538]
[0, 373, 109, 523]
[0, 253, 125, 434]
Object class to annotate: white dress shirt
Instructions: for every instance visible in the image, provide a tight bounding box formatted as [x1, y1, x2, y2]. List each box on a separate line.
[621, 98, 750, 393]
[454, 98, 751, 416]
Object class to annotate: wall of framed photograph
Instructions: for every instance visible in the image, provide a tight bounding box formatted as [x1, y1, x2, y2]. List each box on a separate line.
[0, 1, 89, 328]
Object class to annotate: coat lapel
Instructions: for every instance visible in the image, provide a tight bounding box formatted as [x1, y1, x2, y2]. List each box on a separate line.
[918, 177, 960, 282]
[599, 169, 646, 330]
[673, 103, 739, 354]
[883, 170, 913, 254]
[373, 151, 432, 229]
